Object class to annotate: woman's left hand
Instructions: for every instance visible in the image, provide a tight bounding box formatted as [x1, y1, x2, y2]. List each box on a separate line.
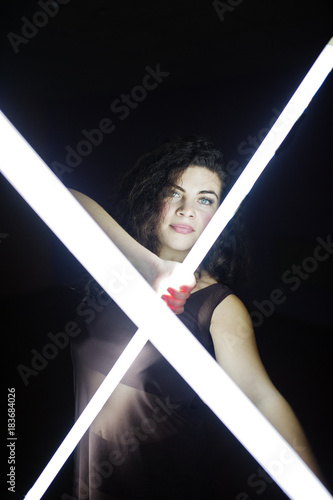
[161, 285, 193, 315]
[152, 259, 196, 315]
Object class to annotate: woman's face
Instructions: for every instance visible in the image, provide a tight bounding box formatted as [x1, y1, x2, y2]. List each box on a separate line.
[157, 165, 222, 261]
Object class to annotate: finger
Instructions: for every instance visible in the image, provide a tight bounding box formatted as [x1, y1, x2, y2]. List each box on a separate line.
[161, 295, 185, 308]
[160, 296, 185, 315]
[179, 284, 195, 293]
[163, 302, 185, 315]
[173, 306, 185, 315]
[167, 287, 191, 300]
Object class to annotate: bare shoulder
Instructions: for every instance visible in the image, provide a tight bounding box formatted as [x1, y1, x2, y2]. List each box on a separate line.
[210, 293, 255, 362]
[210, 293, 253, 334]
[209, 293, 277, 403]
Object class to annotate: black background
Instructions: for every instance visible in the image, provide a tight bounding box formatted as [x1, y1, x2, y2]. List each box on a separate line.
[1, 1, 333, 499]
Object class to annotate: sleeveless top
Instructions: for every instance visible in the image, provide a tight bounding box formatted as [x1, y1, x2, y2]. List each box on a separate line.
[70, 283, 232, 500]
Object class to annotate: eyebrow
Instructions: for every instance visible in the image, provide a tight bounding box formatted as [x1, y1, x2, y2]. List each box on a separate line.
[174, 185, 220, 200]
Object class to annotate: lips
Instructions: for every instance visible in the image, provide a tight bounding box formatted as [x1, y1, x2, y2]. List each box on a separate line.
[170, 224, 194, 234]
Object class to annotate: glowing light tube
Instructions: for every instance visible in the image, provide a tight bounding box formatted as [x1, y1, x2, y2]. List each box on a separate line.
[182, 37, 333, 273]
[27, 327, 150, 499]
[0, 38, 332, 500]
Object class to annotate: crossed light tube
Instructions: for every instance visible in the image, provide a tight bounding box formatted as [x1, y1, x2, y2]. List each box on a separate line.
[1, 38, 332, 500]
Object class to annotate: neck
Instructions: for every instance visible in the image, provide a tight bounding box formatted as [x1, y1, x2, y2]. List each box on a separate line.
[158, 249, 218, 290]
[191, 271, 218, 293]
[158, 248, 189, 263]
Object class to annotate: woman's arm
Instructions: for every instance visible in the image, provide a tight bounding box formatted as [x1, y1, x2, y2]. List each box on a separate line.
[69, 189, 195, 313]
[210, 294, 322, 478]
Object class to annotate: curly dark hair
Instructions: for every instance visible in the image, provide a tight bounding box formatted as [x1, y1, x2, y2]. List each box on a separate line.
[111, 136, 250, 290]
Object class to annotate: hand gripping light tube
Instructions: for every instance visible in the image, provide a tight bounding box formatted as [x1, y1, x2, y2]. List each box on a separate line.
[1, 38, 332, 500]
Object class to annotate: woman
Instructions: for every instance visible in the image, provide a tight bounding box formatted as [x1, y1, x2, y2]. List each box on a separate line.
[69, 136, 320, 499]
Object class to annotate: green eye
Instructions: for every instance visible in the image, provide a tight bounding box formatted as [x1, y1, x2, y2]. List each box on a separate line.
[200, 198, 213, 205]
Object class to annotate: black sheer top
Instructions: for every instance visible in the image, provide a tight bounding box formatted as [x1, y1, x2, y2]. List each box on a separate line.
[70, 283, 232, 500]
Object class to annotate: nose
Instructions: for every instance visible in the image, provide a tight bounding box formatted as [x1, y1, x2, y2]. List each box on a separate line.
[176, 199, 195, 218]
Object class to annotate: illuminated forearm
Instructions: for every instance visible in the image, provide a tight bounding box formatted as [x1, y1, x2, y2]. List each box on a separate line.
[257, 391, 322, 478]
[69, 189, 160, 286]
